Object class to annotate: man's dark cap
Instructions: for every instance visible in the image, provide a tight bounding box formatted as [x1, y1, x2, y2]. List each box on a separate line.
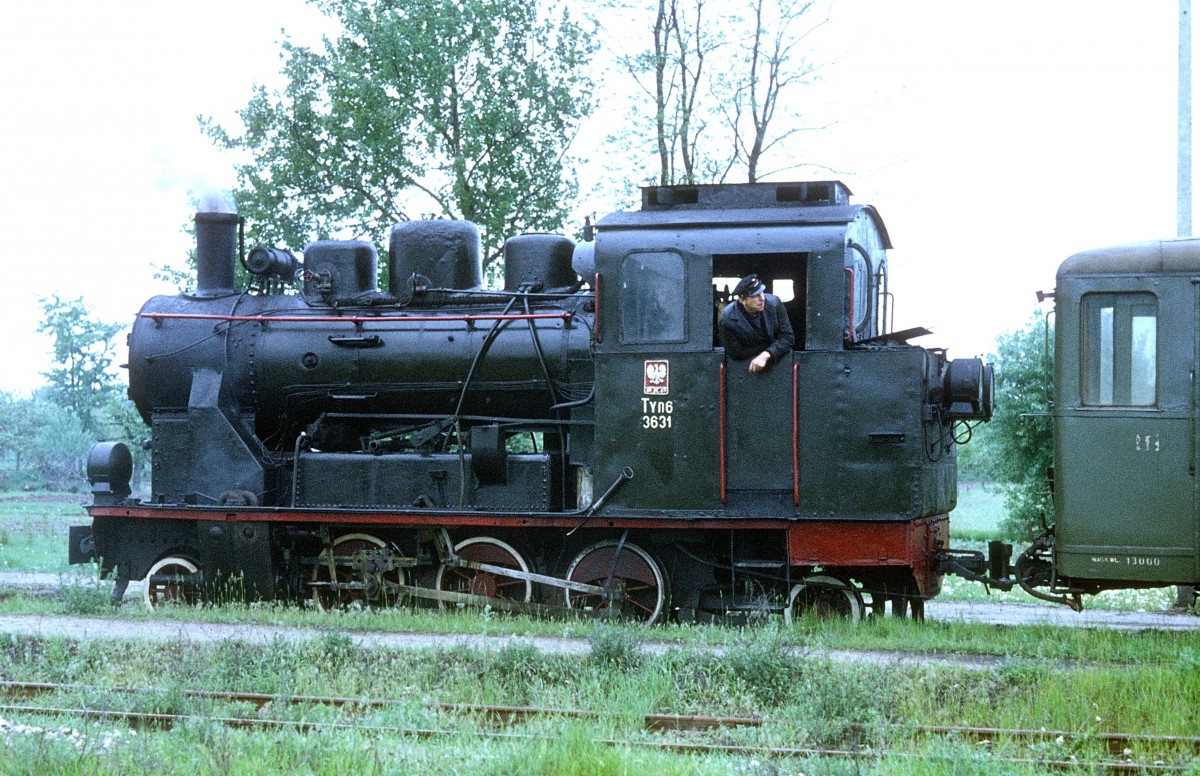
[733, 274, 765, 297]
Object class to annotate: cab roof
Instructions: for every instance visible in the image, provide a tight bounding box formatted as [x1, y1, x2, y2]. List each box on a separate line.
[596, 181, 893, 249]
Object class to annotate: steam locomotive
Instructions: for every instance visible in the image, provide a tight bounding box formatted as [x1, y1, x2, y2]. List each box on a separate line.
[71, 180, 999, 622]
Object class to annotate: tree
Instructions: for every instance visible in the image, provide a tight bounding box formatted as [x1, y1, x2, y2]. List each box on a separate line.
[619, 0, 726, 186]
[617, 0, 825, 186]
[0, 391, 92, 490]
[722, 0, 821, 183]
[37, 295, 123, 436]
[205, 0, 596, 269]
[0, 391, 33, 480]
[975, 313, 1054, 539]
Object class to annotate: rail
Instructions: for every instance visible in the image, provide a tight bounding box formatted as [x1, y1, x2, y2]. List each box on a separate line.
[0, 682, 1193, 771]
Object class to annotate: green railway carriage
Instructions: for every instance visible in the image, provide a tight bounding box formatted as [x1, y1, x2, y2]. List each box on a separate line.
[71, 181, 994, 622]
[1030, 240, 1200, 603]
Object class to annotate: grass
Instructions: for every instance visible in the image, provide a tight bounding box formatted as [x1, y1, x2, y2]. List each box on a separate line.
[0, 493, 87, 574]
[0, 626, 1197, 773]
[0, 586, 1198, 667]
[950, 481, 1009, 540]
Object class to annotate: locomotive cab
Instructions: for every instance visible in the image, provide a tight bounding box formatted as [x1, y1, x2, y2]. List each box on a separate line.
[587, 181, 989, 615]
[590, 180, 931, 515]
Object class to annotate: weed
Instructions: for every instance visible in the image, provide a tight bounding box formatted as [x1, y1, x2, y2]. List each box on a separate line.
[312, 631, 358, 667]
[492, 640, 567, 695]
[587, 624, 643, 669]
[58, 578, 110, 616]
[799, 659, 898, 740]
[0, 634, 46, 676]
[723, 631, 797, 706]
[495, 722, 682, 775]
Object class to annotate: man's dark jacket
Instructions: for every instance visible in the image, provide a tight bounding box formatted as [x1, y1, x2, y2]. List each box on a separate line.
[718, 295, 796, 361]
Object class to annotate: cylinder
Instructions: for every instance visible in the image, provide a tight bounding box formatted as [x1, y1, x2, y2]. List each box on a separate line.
[87, 441, 132, 504]
[245, 246, 300, 281]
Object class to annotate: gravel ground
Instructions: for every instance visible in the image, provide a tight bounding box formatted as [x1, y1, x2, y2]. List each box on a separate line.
[0, 612, 1022, 670]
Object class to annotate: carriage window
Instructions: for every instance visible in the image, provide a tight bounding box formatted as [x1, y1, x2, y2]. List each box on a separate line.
[1082, 293, 1157, 406]
[620, 251, 686, 344]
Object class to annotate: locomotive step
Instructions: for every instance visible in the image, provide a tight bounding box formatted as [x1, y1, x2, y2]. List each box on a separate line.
[733, 560, 787, 569]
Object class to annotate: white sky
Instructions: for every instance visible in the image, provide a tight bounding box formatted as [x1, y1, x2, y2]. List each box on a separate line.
[0, 0, 1186, 393]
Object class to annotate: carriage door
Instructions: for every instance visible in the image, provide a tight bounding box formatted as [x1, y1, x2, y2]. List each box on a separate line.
[1193, 281, 1200, 583]
[1060, 291, 1194, 582]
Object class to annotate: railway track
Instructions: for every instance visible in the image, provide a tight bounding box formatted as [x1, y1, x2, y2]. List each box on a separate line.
[0, 681, 1195, 772]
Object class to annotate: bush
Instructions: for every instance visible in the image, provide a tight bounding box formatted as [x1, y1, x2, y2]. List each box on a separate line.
[972, 313, 1055, 540]
[0, 392, 92, 491]
[588, 625, 644, 670]
[59, 578, 110, 616]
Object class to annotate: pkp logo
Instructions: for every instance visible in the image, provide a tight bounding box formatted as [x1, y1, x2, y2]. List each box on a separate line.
[644, 359, 669, 395]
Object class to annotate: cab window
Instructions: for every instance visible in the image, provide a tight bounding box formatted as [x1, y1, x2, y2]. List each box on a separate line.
[619, 251, 686, 344]
[1081, 293, 1157, 406]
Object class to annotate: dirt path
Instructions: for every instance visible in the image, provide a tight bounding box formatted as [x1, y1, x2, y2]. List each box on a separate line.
[0, 612, 1022, 670]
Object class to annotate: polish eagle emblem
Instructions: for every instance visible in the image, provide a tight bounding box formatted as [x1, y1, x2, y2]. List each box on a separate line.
[644, 359, 669, 395]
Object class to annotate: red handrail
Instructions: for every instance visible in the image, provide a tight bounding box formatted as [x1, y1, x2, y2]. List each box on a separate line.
[792, 362, 800, 506]
[719, 361, 726, 505]
[844, 267, 855, 342]
[593, 272, 602, 343]
[140, 312, 572, 324]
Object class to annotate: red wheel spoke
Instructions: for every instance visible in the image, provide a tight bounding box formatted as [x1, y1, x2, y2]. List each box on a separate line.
[628, 598, 654, 615]
[565, 541, 667, 624]
[312, 534, 404, 610]
[435, 537, 532, 607]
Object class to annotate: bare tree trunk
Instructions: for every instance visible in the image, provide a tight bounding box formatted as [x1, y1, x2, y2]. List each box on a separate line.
[653, 0, 675, 185]
[672, 0, 708, 184]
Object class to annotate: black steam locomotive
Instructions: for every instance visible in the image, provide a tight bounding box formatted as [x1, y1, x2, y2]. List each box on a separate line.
[72, 181, 996, 622]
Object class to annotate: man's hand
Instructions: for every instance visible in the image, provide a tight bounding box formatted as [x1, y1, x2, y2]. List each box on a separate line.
[749, 351, 770, 373]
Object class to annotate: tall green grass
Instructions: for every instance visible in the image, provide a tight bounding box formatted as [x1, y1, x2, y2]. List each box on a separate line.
[0, 629, 1196, 773]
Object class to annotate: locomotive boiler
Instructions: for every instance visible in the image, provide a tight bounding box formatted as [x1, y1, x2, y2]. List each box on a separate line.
[72, 180, 995, 622]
